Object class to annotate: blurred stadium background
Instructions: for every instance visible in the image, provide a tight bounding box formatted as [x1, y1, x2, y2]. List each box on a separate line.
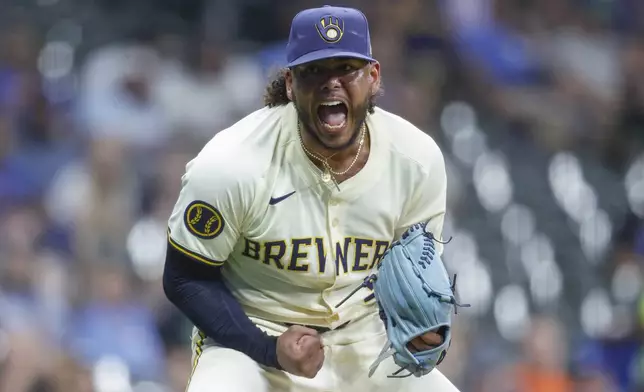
[0, 0, 643, 391]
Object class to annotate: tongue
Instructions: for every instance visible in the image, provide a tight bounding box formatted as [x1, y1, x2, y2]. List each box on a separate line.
[318, 104, 347, 127]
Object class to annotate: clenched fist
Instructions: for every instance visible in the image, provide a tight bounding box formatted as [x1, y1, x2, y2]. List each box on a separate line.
[276, 325, 325, 378]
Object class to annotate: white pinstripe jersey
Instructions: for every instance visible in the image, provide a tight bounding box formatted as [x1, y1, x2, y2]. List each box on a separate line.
[167, 102, 447, 329]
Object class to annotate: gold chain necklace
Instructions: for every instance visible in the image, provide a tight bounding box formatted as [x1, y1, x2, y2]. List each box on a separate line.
[298, 121, 366, 183]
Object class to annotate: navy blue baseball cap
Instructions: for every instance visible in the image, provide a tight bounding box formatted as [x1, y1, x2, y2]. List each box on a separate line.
[286, 5, 375, 68]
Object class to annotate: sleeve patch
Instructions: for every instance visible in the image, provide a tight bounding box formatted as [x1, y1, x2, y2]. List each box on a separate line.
[183, 200, 225, 239]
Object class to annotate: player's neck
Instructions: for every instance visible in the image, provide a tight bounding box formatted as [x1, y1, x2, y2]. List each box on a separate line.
[301, 128, 368, 166]
[300, 127, 370, 182]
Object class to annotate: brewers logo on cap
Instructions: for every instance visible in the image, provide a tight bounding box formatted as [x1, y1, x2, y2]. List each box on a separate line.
[183, 200, 225, 239]
[316, 16, 344, 43]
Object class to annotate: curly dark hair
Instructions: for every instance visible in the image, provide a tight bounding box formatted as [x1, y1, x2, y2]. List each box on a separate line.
[262, 68, 382, 114]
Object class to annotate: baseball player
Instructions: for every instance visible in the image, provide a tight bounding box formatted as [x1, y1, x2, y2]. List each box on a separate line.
[163, 5, 460, 392]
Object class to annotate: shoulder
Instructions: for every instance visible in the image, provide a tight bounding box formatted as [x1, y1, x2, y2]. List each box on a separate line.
[185, 105, 290, 191]
[370, 107, 445, 173]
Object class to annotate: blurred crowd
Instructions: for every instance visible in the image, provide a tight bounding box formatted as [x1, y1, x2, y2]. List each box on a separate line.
[0, 0, 643, 391]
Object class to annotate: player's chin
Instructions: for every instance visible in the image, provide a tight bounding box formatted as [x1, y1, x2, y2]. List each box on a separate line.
[314, 118, 354, 148]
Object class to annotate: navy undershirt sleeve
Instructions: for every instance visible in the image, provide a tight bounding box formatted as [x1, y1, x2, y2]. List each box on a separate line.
[162, 243, 281, 369]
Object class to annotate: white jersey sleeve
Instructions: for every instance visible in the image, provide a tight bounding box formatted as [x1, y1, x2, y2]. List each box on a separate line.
[395, 137, 448, 254]
[167, 148, 254, 266]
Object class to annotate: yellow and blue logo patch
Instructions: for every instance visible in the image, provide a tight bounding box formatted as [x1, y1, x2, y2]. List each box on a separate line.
[183, 200, 225, 239]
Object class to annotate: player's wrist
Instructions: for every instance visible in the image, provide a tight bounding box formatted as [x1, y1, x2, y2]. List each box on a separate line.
[260, 334, 282, 370]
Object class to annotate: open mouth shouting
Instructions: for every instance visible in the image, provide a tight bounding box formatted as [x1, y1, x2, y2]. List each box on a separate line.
[317, 100, 349, 133]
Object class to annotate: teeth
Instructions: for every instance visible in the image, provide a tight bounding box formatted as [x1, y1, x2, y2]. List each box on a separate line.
[323, 120, 346, 129]
[320, 100, 343, 106]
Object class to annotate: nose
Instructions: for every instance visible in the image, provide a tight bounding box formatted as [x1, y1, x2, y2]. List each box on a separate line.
[320, 75, 342, 91]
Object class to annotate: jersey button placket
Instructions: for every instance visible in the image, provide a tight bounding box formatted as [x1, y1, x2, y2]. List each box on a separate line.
[324, 196, 343, 315]
[330, 198, 340, 228]
[328, 198, 341, 232]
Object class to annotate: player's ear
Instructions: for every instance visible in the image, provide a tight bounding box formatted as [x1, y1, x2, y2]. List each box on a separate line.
[285, 68, 294, 101]
[368, 61, 381, 96]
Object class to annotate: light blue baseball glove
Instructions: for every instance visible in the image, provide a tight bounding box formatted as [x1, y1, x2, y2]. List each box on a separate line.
[366, 222, 468, 378]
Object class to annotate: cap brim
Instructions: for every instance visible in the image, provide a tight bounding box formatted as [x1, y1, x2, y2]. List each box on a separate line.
[287, 49, 375, 68]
